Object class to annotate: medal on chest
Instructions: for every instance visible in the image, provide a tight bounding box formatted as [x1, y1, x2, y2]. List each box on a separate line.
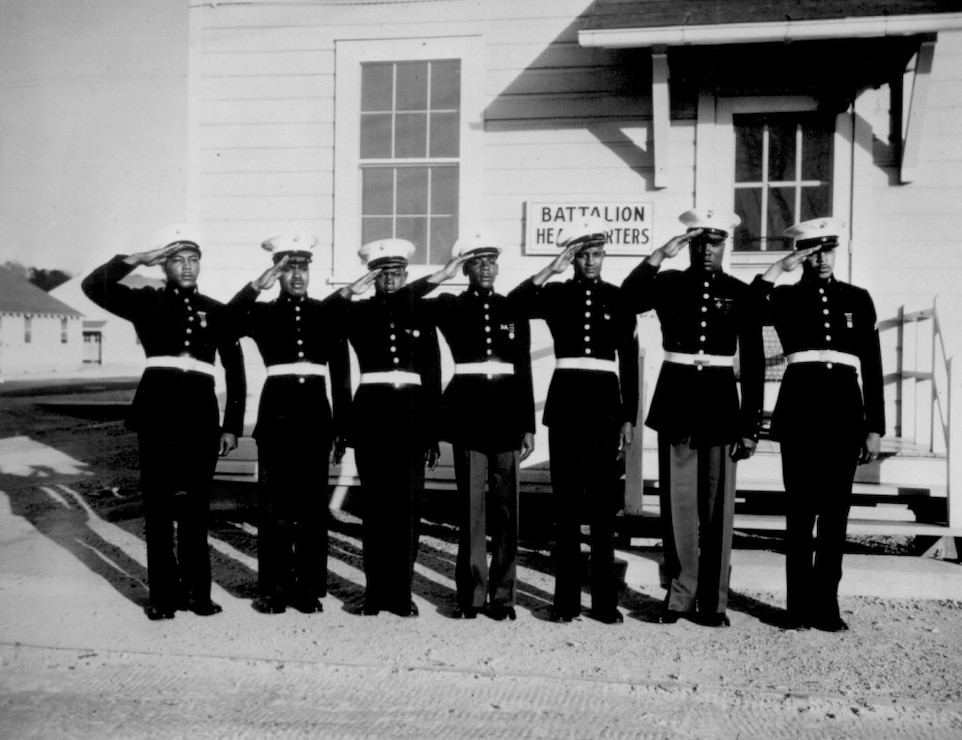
[197, 310, 208, 329]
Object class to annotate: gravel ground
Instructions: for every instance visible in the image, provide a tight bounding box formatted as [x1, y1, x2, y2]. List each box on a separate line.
[1, 382, 961, 738]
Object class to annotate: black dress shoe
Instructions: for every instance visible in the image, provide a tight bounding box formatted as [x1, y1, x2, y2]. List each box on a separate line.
[487, 605, 517, 622]
[657, 609, 689, 625]
[811, 617, 849, 633]
[252, 597, 286, 615]
[144, 605, 176, 621]
[549, 608, 578, 623]
[779, 612, 810, 631]
[590, 608, 624, 625]
[396, 601, 419, 618]
[453, 606, 479, 619]
[361, 603, 380, 616]
[187, 599, 223, 617]
[698, 612, 731, 628]
[289, 596, 323, 614]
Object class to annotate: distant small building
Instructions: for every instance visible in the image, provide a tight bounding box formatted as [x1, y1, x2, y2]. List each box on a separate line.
[50, 273, 165, 369]
[0, 267, 83, 375]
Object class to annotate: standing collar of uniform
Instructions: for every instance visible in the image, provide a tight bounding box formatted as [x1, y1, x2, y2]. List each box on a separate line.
[278, 292, 307, 306]
[572, 275, 601, 287]
[800, 273, 837, 289]
[468, 287, 495, 299]
[684, 266, 722, 281]
[167, 284, 199, 297]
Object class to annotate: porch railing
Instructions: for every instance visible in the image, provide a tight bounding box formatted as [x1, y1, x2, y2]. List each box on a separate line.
[878, 298, 959, 527]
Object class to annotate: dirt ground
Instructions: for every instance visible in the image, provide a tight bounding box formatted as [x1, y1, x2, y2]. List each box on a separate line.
[1, 380, 961, 738]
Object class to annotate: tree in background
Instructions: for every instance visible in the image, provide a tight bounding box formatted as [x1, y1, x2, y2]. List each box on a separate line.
[2, 261, 72, 291]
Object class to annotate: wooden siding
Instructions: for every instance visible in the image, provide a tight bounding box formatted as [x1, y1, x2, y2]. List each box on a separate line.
[190, 2, 962, 358]
[191, 0, 674, 297]
[861, 30, 962, 327]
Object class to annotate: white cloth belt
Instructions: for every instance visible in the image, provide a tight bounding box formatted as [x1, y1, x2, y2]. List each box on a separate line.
[145, 356, 216, 377]
[453, 361, 515, 376]
[266, 362, 328, 377]
[786, 350, 859, 369]
[555, 357, 617, 373]
[358, 370, 422, 386]
[664, 351, 735, 368]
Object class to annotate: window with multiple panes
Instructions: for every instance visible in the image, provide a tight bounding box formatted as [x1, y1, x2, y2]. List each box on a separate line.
[61, 317, 68, 343]
[732, 113, 834, 252]
[24, 315, 32, 344]
[359, 59, 461, 265]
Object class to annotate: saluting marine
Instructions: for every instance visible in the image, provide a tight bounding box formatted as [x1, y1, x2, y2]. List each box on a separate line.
[82, 224, 246, 621]
[413, 233, 536, 621]
[622, 209, 763, 628]
[228, 234, 350, 616]
[754, 217, 884, 632]
[333, 239, 443, 618]
[510, 217, 638, 625]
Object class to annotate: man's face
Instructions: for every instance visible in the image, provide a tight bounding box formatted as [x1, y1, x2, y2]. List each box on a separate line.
[802, 247, 836, 280]
[572, 244, 605, 280]
[374, 265, 407, 294]
[163, 248, 201, 289]
[464, 255, 499, 290]
[689, 236, 726, 273]
[278, 260, 310, 297]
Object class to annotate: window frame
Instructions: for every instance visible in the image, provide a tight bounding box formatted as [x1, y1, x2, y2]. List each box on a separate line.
[333, 36, 484, 281]
[696, 95, 854, 282]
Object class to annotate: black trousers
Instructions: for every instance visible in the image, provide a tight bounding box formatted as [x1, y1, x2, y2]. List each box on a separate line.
[548, 427, 621, 615]
[453, 446, 519, 609]
[256, 437, 331, 602]
[138, 426, 220, 610]
[781, 439, 859, 623]
[658, 436, 736, 615]
[354, 443, 424, 613]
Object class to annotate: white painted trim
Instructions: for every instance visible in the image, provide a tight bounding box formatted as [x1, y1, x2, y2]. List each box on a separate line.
[332, 35, 484, 280]
[186, 5, 204, 223]
[579, 14, 962, 49]
[851, 93, 876, 288]
[901, 40, 936, 184]
[650, 48, 670, 189]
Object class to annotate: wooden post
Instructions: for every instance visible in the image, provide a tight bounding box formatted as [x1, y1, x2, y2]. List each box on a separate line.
[947, 357, 962, 529]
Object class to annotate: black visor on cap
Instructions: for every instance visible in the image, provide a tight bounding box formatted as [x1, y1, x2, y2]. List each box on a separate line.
[274, 250, 312, 265]
[166, 241, 202, 257]
[465, 247, 500, 259]
[689, 228, 728, 243]
[797, 236, 839, 252]
[369, 256, 408, 271]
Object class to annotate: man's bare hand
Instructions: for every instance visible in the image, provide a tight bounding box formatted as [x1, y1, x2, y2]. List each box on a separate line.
[519, 432, 535, 462]
[339, 270, 380, 298]
[127, 243, 187, 268]
[218, 432, 238, 457]
[252, 256, 289, 292]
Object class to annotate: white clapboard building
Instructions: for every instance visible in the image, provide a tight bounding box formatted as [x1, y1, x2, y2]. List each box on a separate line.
[182, 0, 962, 538]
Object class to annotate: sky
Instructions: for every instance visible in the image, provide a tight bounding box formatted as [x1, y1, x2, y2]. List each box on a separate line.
[0, 0, 189, 277]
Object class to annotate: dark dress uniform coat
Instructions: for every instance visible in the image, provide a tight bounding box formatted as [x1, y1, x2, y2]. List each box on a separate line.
[754, 273, 884, 625]
[510, 275, 638, 617]
[228, 284, 351, 604]
[329, 286, 442, 614]
[622, 262, 763, 617]
[416, 278, 535, 610]
[82, 255, 246, 612]
[622, 263, 764, 445]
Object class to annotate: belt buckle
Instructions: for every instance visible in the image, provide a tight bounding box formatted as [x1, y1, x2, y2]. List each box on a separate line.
[693, 356, 710, 367]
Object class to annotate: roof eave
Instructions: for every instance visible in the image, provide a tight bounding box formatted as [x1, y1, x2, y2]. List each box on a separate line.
[579, 13, 962, 48]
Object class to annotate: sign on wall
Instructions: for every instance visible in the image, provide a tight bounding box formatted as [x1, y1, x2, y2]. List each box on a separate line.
[524, 202, 653, 255]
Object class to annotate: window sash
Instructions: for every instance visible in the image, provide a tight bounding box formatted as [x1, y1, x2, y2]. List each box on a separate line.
[732, 113, 834, 252]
